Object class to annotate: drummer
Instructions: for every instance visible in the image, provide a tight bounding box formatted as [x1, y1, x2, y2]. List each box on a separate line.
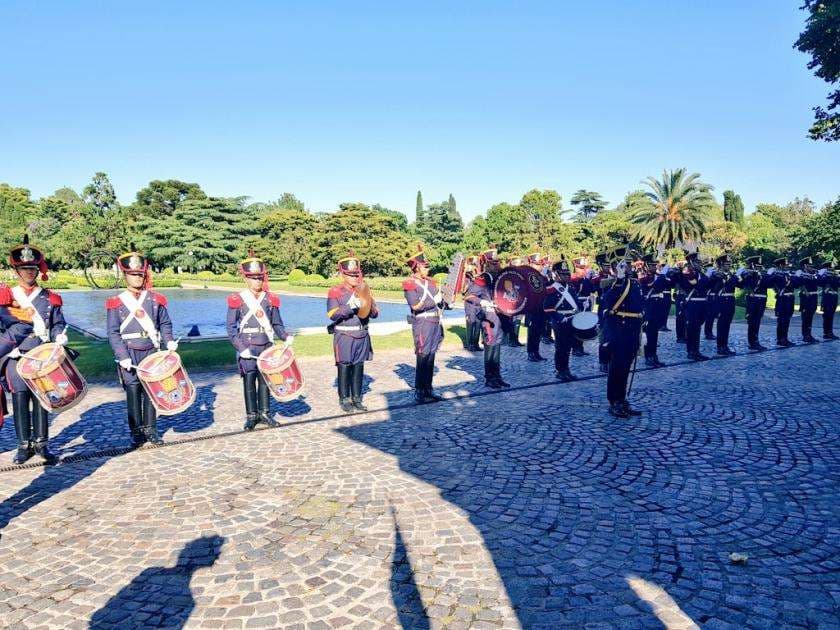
[106, 244, 177, 446]
[462, 255, 482, 352]
[507, 254, 527, 351]
[464, 271, 509, 389]
[570, 256, 594, 356]
[403, 245, 446, 404]
[543, 258, 583, 382]
[0, 235, 68, 464]
[227, 252, 292, 431]
[327, 252, 378, 412]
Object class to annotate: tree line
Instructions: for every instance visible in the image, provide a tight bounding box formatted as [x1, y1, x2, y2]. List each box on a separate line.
[0, 171, 837, 279]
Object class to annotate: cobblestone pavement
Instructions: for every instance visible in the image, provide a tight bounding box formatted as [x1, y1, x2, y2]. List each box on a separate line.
[0, 320, 837, 628]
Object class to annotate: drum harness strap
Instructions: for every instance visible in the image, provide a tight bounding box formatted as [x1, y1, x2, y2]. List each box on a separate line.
[239, 290, 274, 342]
[611, 280, 643, 319]
[118, 290, 161, 348]
[553, 283, 579, 320]
[414, 279, 441, 318]
[11, 286, 50, 342]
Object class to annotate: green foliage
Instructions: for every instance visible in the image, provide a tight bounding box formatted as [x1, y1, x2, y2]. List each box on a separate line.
[415, 190, 424, 223]
[723, 190, 745, 225]
[82, 172, 117, 214]
[743, 212, 789, 263]
[287, 268, 307, 282]
[415, 197, 464, 258]
[570, 189, 607, 220]
[791, 197, 840, 262]
[134, 179, 207, 218]
[794, 1, 840, 141]
[0, 183, 39, 255]
[255, 206, 320, 273]
[371, 204, 409, 232]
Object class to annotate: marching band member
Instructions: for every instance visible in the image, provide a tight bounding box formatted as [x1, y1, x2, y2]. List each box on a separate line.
[0, 236, 67, 464]
[525, 252, 548, 362]
[818, 261, 838, 340]
[795, 257, 819, 343]
[707, 254, 739, 356]
[636, 253, 670, 367]
[543, 258, 582, 382]
[599, 247, 644, 419]
[507, 255, 527, 350]
[673, 258, 688, 344]
[767, 257, 799, 347]
[658, 259, 673, 333]
[106, 244, 176, 447]
[464, 271, 509, 389]
[676, 251, 711, 361]
[738, 255, 771, 351]
[227, 252, 291, 431]
[463, 255, 482, 352]
[570, 256, 594, 357]
[593, 253, 613, 373]
[327, 253, 378, 412]
[404, 246, 447, 404]
[480, 247, 519, 349]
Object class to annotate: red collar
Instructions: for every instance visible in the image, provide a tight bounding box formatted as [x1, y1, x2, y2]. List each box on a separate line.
[17, 283, 38, 295]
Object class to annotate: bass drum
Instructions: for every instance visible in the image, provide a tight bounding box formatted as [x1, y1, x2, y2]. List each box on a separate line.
[137, 351, 196, 416]
[570, 311, 599, 341]
[257, 344, 305, 402]
[493, 266, 547, 316]
[16, 342, 88, 413]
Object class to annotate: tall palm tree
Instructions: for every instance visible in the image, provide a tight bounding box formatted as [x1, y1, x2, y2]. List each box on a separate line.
[628, 168, 716, 249]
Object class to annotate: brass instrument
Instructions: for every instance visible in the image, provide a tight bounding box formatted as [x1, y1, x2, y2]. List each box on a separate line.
[356, 281, 374, 319]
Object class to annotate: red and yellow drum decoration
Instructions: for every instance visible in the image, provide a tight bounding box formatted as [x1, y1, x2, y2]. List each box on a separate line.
[16, 342, 88, 413]
[256, 344, 305, 402]
[137, 351, 196, 416]
[493, 266, 547, 316]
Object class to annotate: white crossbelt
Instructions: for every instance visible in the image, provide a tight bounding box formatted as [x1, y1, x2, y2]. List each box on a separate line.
[11, 285, 49, 342]
[416, 279, 441, 317]
[335, 324, 367, 331]
[118, 290, 161, 348]
[239, 290, 274, 342]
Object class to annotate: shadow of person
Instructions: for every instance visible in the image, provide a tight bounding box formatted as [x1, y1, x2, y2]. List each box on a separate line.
[448, 324, 469, 348]
[157, 383, 218, 436]
[392, 363, 417, 388]
[389, 508, 430, 630]
[88, 534, 225, 629]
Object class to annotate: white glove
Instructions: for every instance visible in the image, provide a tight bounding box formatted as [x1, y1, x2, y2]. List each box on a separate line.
[818, 268, 828, 277]
[347, 295, 361, 310]
[585, 269, 596, 279]
[659, 264, 671, 275]
[705, 268, 715, 277]
[479, 299, 493, 309]
[55, 332, 68, 346]
[166, 340, 179, 352]
[795, 269, 804, 278]
[284, 335, 294, 346]
[432, 290, 443, 303]
[239, 349, 253, 359]
[736, 267, 745, 277]
[119, 358, 132, 370]
[9, 347, 21, 359]
[767, 267, 776, 275]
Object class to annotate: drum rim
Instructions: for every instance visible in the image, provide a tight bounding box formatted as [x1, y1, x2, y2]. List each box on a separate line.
[16, 342, 66, 379]
[137, 350, 183, 382]
[256, 345, 295, 375]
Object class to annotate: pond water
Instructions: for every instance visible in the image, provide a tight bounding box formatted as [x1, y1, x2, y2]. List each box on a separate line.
[60, 289, 411, 338]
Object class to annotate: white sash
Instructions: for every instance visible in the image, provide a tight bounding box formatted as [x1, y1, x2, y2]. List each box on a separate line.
[417, 279, 441, 316]
[11, 285, 49, 341]
[118, 290, 161, 348]
[239, 290, 274, 342]
[554, 283, 578, 312]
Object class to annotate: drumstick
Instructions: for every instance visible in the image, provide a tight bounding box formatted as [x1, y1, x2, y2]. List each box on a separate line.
[114, 359, 153, 374]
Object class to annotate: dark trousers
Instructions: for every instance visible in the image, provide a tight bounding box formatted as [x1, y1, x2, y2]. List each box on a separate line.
[777, 317, 792, 342]
[552, 321, 573, 372]
[704, 298, 717, 336]
[483, 344, 501, 379]
[746, 297, 766, 345]
[685, 301, 705, 354]
[643, 322, 659, 358]
[801, 298, 817, 338]
[717, 299, 735, 349]
[414, 353, 436, 391]
[606, 338, 639, 404]
[823, 294, 838, 335]
[660, 294, 672, 330]
[527, 312, 544, 354]
[675, 295, 686, 341]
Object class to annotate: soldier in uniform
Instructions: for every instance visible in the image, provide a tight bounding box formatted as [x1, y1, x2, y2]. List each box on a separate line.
[0, 235, 68, 464]
[636, 253, 670, 367]
[599, 247, 644, 419]
[737, 255, 771, 350]
[592, 253, 613, 373]
[795, 257, 819, 343]
[507, 255, 527, 351]
[106, 244, 177, 447]
[676, 251, 711, 361]
[570, 256, 594, 356]
[403, 246, 447, 404]
[767, 257, 799, 347]
[673, 260, 688, 344]
[227, 253, 292, 431]
[524, 252, 548, 362]
[658, 259, 673, 332]
[464, 271, 509, 389]
[481, 247, 520, 349]
[463, 255, 482, 351]
[543, 258, 582, 382]
[327, 253, 379, 412]
[817, 261, 838, 340]
[707, 254, 739, 355]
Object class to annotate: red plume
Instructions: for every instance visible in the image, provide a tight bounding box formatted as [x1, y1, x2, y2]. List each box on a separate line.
[38, 260, 49, 282]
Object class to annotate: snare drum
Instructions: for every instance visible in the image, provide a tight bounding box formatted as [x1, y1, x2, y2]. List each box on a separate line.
[570, 311, 599, 341]
[16, 342, 88, 413]
[257, 344, 305, 402]
[137, 351, 196, 416]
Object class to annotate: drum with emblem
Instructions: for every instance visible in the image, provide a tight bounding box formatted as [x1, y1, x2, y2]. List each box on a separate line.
[16, 342, 88, 413]
[570, 311, 599, 341]
[256, 343, 305, 402]
[136, 351, 196, 415]
[493, 266, 547, 316]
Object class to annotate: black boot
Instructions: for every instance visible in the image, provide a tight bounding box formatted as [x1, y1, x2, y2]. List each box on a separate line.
[621, 400, 642, 416]
[527, 352, 547, 362]
[337, 365, 354, 412]
[142, 392, 163, 445]
[608, 402, 629, 419]
[243, 371, 259, 430]
[351, 362, 367, 411]
[12, 392, 33, 465]
[125, 384, 146, 447]
[414, 355, 428, 403]
[424, 354, 442, 401]
[257, 376, 279, 427]
[555, 369, 576, 382]
[31, 400, 56, 464]
[508, 322, 524, 347]
[484, 347, 502, 388]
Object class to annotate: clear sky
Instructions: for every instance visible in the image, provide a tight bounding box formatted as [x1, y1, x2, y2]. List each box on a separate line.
[2, 1, 837, 221]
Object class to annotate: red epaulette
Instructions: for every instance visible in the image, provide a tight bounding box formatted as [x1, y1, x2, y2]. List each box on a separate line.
[227, 293, 243, 308]
[105, 296, 122, 310]
[152, 292, 168, 306]
[47, 291, 63, 306]
[0, 284, 11, 306]
[267, 292, 281, 307]
[545, 285, 558, 294]
[327, 285, 345, 299]
[402, 279, 416, 291]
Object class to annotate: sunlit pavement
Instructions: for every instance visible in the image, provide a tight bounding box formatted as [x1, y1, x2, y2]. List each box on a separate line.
[0, 321, 837, 628]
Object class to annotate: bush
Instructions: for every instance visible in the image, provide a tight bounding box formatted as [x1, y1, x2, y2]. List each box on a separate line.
[433, 272, 447, 285]
[287, 268, 306, 283]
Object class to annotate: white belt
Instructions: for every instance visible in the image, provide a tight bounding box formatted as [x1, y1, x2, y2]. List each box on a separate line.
[121, 332, 152, 340]
[335, 325, 367, 332]
[555, 309, 577, 315]
[240, 327, 264, 334]
[801, 291, 818, 296]
[748, 294, 767, 300]
[415, 311, 440, 319]
[718, 292, 735, 297]
[689, 297, 707, 302]
[824, 290, 837, 295]
[647, 293, 664, 298]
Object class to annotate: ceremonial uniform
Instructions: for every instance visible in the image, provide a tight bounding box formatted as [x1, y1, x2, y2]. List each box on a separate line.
[525, 253, 548, 361]
[676, 253, 711, 361]
[738, 256, 771, 350]
[817, 262, 838, 340]
[592, 253, 613, 372]
[327, 254, 378, 412]
[658, 262, 673, 332]
[600, 249, 644, 419]
[481, 248, 519, 349]
[465, 273, 508, 389]
[543, 259, 582, 381]
[767, 258, 799, 347]
[674, 281, 687, 343]
[637, 256, 670, 367]
[570, 257, 594, 356]
[703, 281, 719, 340]
[463, 255, 482, 351]
[795, 258, 819, 343]
[404, 248, 446, 403]
[706, 255, 739, 355]
[0, 236, 68, 464]
[227, 255, 290, 430]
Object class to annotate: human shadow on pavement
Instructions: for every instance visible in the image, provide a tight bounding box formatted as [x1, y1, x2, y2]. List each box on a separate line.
[389, 508, 430, 630]
[88, 534, 225, 629]
[158, 383, 218, 436]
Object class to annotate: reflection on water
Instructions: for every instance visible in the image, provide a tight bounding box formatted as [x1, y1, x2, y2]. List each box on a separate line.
[61, 289, 408, 337]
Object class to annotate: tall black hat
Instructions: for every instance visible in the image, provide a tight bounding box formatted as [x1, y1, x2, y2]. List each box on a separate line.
[338, 250, 362, 277]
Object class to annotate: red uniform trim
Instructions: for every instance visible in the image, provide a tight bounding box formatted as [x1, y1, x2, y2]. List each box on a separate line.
[152, 291, 168, 306]
[328, 285, 346, 299]
[47, 291, 63, 306]
[402, 279, 416, 291]
[105, 296, 122, 310]
[267, 292, 281, 307]
[0, 284, 11, 306]
[227, 293, 243, 308]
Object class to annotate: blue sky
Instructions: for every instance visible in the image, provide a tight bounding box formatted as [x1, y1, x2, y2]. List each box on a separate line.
[2, 1, 837, 221]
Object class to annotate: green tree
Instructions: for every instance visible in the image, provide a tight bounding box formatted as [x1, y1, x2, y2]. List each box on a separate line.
[791, 197, 840, 261]
[743, 212, 789, 263]
[794, 0, 840, 141]
[371, 204, 409, 232]
[82, 172, 118, 215]
[417, 198, 464, 248]
[570, 189, 608, 220]
[134, 179, 207, 219]
[460, 217, 490, 253]
[0, 184, 40, 255]
[629, 169, 716, 249]
[519, 189, 565, 252]
[415, 190, 425, 225]
[448, 193, 457, 216]
[723, 190, 745, 226]
[256, 207, 320, 273]
[483, 202, 532, 255]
